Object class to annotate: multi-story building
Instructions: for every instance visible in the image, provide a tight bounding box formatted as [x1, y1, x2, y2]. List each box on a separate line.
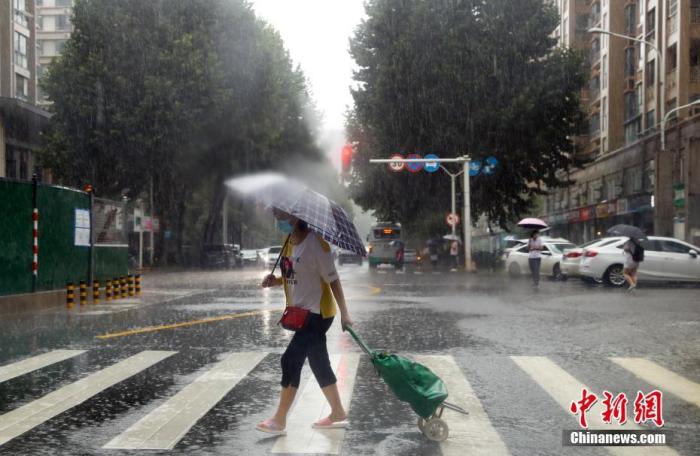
[0, 0, 50, 180]
[36, 0, 73, 104]
[544, 0, 700, 246]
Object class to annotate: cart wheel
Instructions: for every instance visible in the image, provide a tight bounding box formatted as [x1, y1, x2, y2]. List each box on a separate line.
[417, 417, 426, 432]
[423, 418, 449, 442]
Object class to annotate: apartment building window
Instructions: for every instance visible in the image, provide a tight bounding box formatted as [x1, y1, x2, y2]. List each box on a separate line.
[57, 15, 71, 31]
[15, 74, 28, 101]
[14, 0, 29, 27]
[646, 8, 656, 42]
[646, 110, 655, 129]
[624, 92, 638, 121]
[56, 40, 67, 54]
[590, 2, 601, 27]
[590, 76, 600, 99]
[624, 166, 643, 195]
[625, 4, 636, 34]
[667, 43, 677, 73]
[691, 40, 700, 82]
[602, 57, 607, 89]
[14, 32, 28, 69]
[625, 47, 636, 76]
[645, 60, 655, 86]
[590, 113, 601, 136]
[602, 97, 607, 131]
[625, 119, 641, 145]
[591, 38, 600, 63]
[668, 0, 678, 18]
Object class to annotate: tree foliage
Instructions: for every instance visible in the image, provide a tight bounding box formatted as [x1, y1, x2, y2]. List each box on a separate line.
[348, 0, 586, 231]
[42, 0, 333, 259]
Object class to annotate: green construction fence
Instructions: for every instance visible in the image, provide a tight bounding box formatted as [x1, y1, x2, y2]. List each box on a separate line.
[0, 177, 129, 296]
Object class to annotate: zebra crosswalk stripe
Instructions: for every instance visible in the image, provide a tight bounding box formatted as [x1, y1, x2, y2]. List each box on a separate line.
[271, 353, 360, 455]
[0, 350, 86, 384]
[511, 356, 678, 456]
[611, 357, 700, 408]
[0, 350, 176, 447]
[415, 355, 511, 456]
[103, 352, 267, 450]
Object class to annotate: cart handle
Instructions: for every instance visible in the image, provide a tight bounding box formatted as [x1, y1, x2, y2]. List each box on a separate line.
[344, 326, 375, 357]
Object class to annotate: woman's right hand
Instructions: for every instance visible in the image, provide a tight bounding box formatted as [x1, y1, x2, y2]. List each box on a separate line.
[261, 274, 277, 288]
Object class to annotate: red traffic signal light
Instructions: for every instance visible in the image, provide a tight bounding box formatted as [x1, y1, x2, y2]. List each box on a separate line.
[341, 144, 352, 173]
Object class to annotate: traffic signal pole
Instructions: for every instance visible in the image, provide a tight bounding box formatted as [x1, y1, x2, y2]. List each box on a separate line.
[369, 156, 473, 272]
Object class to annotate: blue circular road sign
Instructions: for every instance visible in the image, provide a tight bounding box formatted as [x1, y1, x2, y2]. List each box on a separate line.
[424, 154, 439, 173]
[469, 160, 481, 177]
[483, 156, 499, 175]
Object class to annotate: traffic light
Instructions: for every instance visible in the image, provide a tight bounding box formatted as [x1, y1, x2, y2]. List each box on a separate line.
[341, 144, 352, 174]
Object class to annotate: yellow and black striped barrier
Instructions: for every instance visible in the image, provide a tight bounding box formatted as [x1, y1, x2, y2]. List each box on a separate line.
[135, 274, 141, 296]
[121, 277, 128, 299]
[93, 280, 100, 304]
[79, 281, 88, 306]
[128, 274, 135, 297]
[113, 277, 121, 300]
[105, 279, 112, 301]
[66, 282, 75, 308]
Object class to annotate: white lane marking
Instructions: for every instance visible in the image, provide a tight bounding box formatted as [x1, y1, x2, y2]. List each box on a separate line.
[0, 350, 86, 384]
[611, 357, 700, 408]
[511, 356, 678, 456]
[0, 350, 176, 446]
[415, 355, 510, 456]
[103, 352, 266, 450]
[271, 353, 360, 455]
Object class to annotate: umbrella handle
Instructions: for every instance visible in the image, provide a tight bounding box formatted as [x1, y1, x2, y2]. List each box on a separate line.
[270, 235, 291, 276]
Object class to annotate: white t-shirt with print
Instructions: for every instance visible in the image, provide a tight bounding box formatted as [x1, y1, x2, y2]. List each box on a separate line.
[528, 237, 543, 259]
[280, 233, 338, 314]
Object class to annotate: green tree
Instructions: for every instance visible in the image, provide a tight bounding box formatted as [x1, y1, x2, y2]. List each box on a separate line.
[41, 0, 333, 263]
[348, 0, 586, 232]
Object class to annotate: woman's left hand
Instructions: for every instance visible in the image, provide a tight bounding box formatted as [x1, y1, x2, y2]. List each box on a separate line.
[340, 312, 353, 331]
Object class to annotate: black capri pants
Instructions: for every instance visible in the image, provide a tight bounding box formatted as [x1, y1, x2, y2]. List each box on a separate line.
[280, 313, 336, 389]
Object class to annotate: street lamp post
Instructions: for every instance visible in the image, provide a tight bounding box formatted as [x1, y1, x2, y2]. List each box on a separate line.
[588, 26, 665, 233]
[369, 156, 473, 272]
[661, 99, 700, 152]
[587, 27, 664, 134]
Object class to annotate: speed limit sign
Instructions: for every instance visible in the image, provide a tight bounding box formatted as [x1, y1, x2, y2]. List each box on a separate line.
[446, 213, 460, 226]
[388, 154, 405, 172]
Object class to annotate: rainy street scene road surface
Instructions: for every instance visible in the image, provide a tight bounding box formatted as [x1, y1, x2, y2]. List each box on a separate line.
[1, 267, 700, 455]
[3, 0, 700, 455]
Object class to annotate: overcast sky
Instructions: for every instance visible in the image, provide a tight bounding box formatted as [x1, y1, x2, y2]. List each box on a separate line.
[251, 0, 366, 164]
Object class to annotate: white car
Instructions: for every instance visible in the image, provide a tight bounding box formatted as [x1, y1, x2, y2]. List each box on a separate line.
[560, 237, 625, 279]
[505, 238, 576, 280]
[579, 236, 700, 286]
[258, 245, 283, 269]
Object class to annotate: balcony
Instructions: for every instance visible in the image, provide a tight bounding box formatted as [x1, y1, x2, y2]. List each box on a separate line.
[691, 66, 700, 83]
[692, 8, 700, 24]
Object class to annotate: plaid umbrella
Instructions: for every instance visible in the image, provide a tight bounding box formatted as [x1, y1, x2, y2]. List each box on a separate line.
[226, 173, 367, 257]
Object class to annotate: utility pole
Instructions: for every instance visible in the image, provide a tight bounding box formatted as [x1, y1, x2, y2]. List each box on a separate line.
[149, 176, 155, 266]
[222, 192, 228, 244]
[369, 156, 473, 272]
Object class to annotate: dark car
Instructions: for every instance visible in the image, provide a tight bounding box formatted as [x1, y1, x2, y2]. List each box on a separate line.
[338, 249, 363, 265]
[202, 244, 241, 269]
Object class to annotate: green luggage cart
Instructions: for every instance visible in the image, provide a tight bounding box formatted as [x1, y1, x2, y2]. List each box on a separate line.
[347, 326, 468, 441]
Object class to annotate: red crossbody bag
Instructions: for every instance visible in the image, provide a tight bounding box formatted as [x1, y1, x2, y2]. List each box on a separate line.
[278, 306, 310, 331]
[272, 235, 310, 331]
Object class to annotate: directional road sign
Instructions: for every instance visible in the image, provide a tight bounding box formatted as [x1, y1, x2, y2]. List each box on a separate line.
[424, 154, 440, 173]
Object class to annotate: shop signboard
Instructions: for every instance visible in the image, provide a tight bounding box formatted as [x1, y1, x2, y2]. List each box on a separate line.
[596, 203, 609, 218]
[579, 207, 591, 221]
[567, 210, 579, 223]
[617, 198, 629, 215]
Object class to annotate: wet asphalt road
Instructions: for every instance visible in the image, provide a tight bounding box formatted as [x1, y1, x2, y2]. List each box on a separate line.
[0, 264, 698, 455]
